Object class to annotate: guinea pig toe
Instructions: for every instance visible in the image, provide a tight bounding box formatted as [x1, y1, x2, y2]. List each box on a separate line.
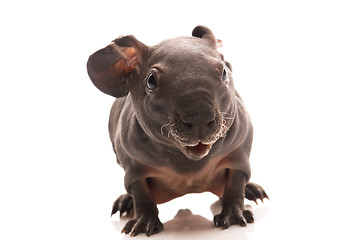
[243, 210, 254, 223]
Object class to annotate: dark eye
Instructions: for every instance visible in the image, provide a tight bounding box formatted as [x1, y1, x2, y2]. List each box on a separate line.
[221, 64, 229, 83]
[146, 73, 158, 90]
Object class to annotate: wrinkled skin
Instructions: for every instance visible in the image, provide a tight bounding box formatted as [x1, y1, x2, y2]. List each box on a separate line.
[87, 26, 268, 236]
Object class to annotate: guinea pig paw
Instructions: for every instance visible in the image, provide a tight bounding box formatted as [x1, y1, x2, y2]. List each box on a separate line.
[122, 215, 164, 237]
[111, 194, 134, 218]
[245, 182, 269, 204]
[214, 208, 254, 229]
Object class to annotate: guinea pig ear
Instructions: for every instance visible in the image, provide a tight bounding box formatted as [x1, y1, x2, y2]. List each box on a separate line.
[192, 25, 218, 48]
[87, 35, 146, 98]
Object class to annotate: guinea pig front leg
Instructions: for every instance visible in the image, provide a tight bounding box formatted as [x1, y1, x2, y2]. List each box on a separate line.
[121, 179, 164, 236]
[214, 170, 254, 229]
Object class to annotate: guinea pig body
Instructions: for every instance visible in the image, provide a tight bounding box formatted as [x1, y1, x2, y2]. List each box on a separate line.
[87, 26, 268, 236]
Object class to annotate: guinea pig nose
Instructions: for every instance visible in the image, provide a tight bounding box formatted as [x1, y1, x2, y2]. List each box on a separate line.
[207, 119, 216, 129]
[182, 121, 193, 130]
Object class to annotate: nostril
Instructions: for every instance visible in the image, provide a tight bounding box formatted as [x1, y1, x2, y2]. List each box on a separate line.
[182, 121, 193, 129]
[207, 119, 216, 129]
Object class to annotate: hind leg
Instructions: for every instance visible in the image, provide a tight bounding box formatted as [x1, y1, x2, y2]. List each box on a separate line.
[111, 194, 134, 218]
[245, 182, 269, 204]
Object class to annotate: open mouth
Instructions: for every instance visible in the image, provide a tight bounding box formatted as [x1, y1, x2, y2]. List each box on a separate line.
[185, 142, 212, 160]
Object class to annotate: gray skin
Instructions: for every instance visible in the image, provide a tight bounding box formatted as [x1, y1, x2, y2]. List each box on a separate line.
[87, 26, 268, 237]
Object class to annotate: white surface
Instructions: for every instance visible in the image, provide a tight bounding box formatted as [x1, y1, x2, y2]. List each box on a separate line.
[1, 0, 361, 239]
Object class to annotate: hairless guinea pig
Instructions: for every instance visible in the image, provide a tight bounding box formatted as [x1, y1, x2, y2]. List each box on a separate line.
[87, 25, 268, 236]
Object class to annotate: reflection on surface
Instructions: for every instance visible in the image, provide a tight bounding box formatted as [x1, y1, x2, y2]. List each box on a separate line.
[112, 198, 270, 240]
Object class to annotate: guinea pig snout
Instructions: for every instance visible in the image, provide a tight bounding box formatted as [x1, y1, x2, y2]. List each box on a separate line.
[172, 108, 222, 145]
[179, 115, 217, 133]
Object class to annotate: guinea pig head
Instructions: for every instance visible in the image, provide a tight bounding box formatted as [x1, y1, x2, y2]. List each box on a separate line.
[87, 26, 237, 161]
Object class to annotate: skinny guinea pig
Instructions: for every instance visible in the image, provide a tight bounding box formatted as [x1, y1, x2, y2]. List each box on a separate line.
[87, 26, 268, 236]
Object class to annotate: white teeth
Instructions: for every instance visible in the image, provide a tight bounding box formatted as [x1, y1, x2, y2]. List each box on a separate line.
[179, 142, 196, 147]
[179, 138, 218, 147]
[185, 142, 201, 147]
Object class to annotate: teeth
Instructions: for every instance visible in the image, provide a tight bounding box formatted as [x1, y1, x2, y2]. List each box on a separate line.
[181, 139, 217, 147]
[190, 142, 201, 147]
[182, 142, 199, 147]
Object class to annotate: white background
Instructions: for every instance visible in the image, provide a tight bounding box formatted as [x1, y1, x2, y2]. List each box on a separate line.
[1, 0, 361, 239]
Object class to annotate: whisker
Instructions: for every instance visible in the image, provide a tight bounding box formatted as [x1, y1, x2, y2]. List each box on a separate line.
[220, 112, 229, 117]
[219, 118, 230, 138]
[222, 116, 234, 120]
[160, 115, 174, 138]
[160, 123, 171, 136]
[169, 128, 178, 139]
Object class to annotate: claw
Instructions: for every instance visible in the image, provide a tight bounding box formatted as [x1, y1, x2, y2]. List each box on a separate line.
[122, 219, 136, 234]
[222, 220, 230, 229]
[111, 203, 119, 217]
[239, 220, 247, 227]
[265, 193, 270, 200]
[243, 210, 254, 223]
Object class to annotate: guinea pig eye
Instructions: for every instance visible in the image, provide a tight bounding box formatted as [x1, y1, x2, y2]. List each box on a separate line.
[146, 73, 158, 90]
[221, 64, 229, 83]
